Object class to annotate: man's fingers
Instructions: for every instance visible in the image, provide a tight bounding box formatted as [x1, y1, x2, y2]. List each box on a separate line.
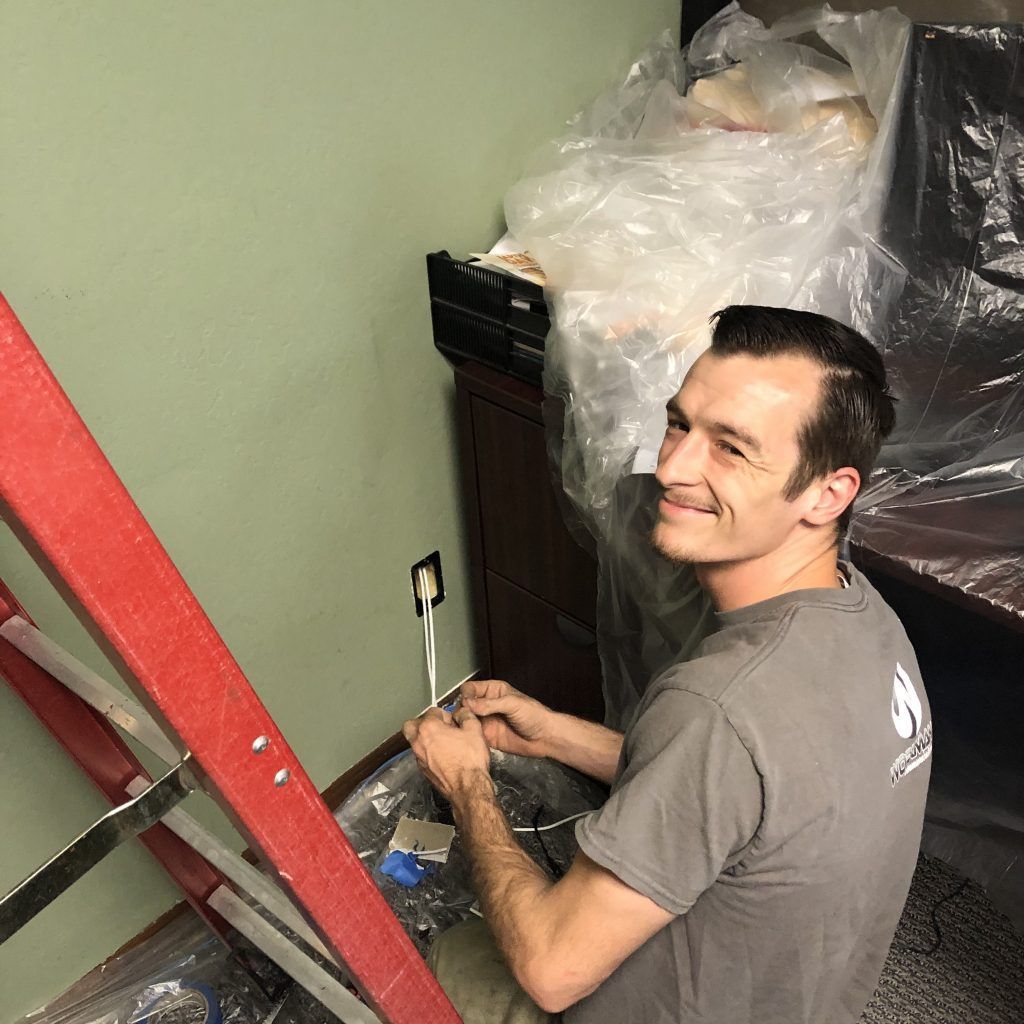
[452, 707, 481, 730]
[463, 693, 520, 717]
[419, 707, 454, 726]
[403, 707, 453, 748]
[461, 679, 511, 701]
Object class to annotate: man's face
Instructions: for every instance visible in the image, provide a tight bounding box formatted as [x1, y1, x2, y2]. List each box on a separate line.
[652, 351, 823, 566]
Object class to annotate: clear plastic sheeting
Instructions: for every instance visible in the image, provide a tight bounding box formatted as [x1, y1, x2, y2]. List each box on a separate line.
[14, 911, 327, 1024]
[335, 750, 605, 956]
[850, 21, 1024, 626]
[507, 2, 912, 728]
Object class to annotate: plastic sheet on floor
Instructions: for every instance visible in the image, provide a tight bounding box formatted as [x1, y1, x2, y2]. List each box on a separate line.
[17, 907, 341, 1024]
[335, 750, 606, 956]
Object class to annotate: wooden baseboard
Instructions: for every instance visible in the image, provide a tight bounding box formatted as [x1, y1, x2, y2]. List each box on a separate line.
[108, 898, 194, 960]
[320, 729, 409, 811]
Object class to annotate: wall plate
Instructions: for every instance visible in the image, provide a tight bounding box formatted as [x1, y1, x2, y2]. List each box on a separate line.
[410, 550, 444, 616]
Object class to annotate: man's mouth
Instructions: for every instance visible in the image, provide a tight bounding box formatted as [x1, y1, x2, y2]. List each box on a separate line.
[659, 495, 718, 518]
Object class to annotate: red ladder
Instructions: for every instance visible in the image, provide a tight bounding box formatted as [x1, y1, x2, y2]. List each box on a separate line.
[0, 294, 460, 1024]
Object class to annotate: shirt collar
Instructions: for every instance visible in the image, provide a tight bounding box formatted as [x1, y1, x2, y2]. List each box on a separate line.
[714, 560, 865, 628]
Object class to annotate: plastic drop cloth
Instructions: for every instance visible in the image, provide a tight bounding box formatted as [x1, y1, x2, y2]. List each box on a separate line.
[507, 2, 913, 728]
[854, 22, 1024, 934]
[14, 909, 340, 1024]
[335, 750, 605, 956]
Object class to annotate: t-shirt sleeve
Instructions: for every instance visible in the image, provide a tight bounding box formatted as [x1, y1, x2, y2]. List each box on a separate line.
[575, 688, 762, 915]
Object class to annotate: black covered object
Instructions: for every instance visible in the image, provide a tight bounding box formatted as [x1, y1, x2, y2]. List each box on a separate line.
[854, 22, 1024, 934]
[852, 22, 1024, 630]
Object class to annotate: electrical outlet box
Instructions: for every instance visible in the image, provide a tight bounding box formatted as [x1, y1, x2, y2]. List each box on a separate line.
[411, 551, 444, 616]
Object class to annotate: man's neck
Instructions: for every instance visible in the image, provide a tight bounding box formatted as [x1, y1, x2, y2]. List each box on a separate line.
[696, 542, 843, 614]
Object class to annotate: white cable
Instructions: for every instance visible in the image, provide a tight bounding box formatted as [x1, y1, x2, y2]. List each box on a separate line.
[418, 566, 438, 709]
[416, 673, 477, 718]
[421, 567, 435, 705]
[425, 570, 437, 702]
[511, 810, 592, 833]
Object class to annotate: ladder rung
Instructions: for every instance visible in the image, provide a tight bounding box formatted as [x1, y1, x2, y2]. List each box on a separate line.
[124, 775, 340, 968]
[0, 616, 181, 766]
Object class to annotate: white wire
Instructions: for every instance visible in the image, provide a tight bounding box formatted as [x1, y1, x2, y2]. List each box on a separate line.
[405, 812, 591, 852]
[414, 573, 585, 845]
[511, 810, 592, 833]
[426, 570, 437, 702]
[418, 566, 437, 709]
[423, 567, 436, 705]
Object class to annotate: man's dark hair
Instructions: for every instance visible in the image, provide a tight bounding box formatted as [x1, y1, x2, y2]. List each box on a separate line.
[709, 305, 896, 533]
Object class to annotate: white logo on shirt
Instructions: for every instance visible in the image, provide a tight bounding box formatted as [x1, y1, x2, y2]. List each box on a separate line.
[891, 662, 922, 740]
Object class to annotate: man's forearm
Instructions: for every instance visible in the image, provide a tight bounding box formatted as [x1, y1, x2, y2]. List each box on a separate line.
[451, 770, 556, 984]
[541, 712, 623, 785]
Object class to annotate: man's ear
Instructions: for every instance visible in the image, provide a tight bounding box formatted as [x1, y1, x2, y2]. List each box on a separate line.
[803, 467, 860, 527]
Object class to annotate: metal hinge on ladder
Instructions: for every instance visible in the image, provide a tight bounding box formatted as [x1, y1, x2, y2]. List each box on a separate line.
[0, 755, 196, 945]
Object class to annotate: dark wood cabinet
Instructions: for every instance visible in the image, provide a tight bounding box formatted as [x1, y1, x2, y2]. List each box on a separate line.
[454, 362, 604, 721]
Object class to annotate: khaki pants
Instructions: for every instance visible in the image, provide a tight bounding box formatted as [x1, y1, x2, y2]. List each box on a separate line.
[428, 918, 560, 1024]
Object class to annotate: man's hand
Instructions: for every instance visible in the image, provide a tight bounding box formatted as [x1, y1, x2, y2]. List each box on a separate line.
[459, 679, 555, 759]
[402, 706, 492, 800]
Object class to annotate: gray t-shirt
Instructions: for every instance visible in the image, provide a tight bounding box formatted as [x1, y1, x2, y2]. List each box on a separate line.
[567, 564, 932, 1024]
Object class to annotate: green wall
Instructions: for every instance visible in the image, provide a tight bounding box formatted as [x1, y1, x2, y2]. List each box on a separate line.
[0, 1, 678, 1017]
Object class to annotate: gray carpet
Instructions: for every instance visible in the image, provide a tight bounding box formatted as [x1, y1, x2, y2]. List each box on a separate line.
[862, 854, 1024, 1023]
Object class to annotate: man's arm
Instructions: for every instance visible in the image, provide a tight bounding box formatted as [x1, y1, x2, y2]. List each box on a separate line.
[452, 769, 674, 1013]
[403, 708, 674, 1014]
[540, 711, 623, 786]
[460, 680, 623, 785]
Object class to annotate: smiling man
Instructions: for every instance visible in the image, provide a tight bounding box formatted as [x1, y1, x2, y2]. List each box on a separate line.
[404, 305, 932, 1024]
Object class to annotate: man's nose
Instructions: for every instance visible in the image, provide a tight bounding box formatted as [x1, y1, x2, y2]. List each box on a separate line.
[656, 431, 705, 489]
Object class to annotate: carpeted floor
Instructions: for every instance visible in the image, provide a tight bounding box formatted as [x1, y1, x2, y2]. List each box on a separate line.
[862, 854, 1024, 1023]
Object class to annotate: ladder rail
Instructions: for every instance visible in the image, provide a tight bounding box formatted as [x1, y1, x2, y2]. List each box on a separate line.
[209, 887, 382, 1024]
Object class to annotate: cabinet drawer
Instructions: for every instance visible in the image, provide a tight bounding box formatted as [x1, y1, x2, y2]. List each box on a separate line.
[472, 395, 597, 627]
[486, 570, 604, 723]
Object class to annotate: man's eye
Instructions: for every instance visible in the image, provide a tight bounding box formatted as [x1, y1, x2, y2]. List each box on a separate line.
[718, 441, 744, 458]
[666, 420, 687, 433]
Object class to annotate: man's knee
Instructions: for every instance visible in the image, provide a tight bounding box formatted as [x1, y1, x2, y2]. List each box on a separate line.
[428, 918, 558, 1024]
[429, 917, 494, 980]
